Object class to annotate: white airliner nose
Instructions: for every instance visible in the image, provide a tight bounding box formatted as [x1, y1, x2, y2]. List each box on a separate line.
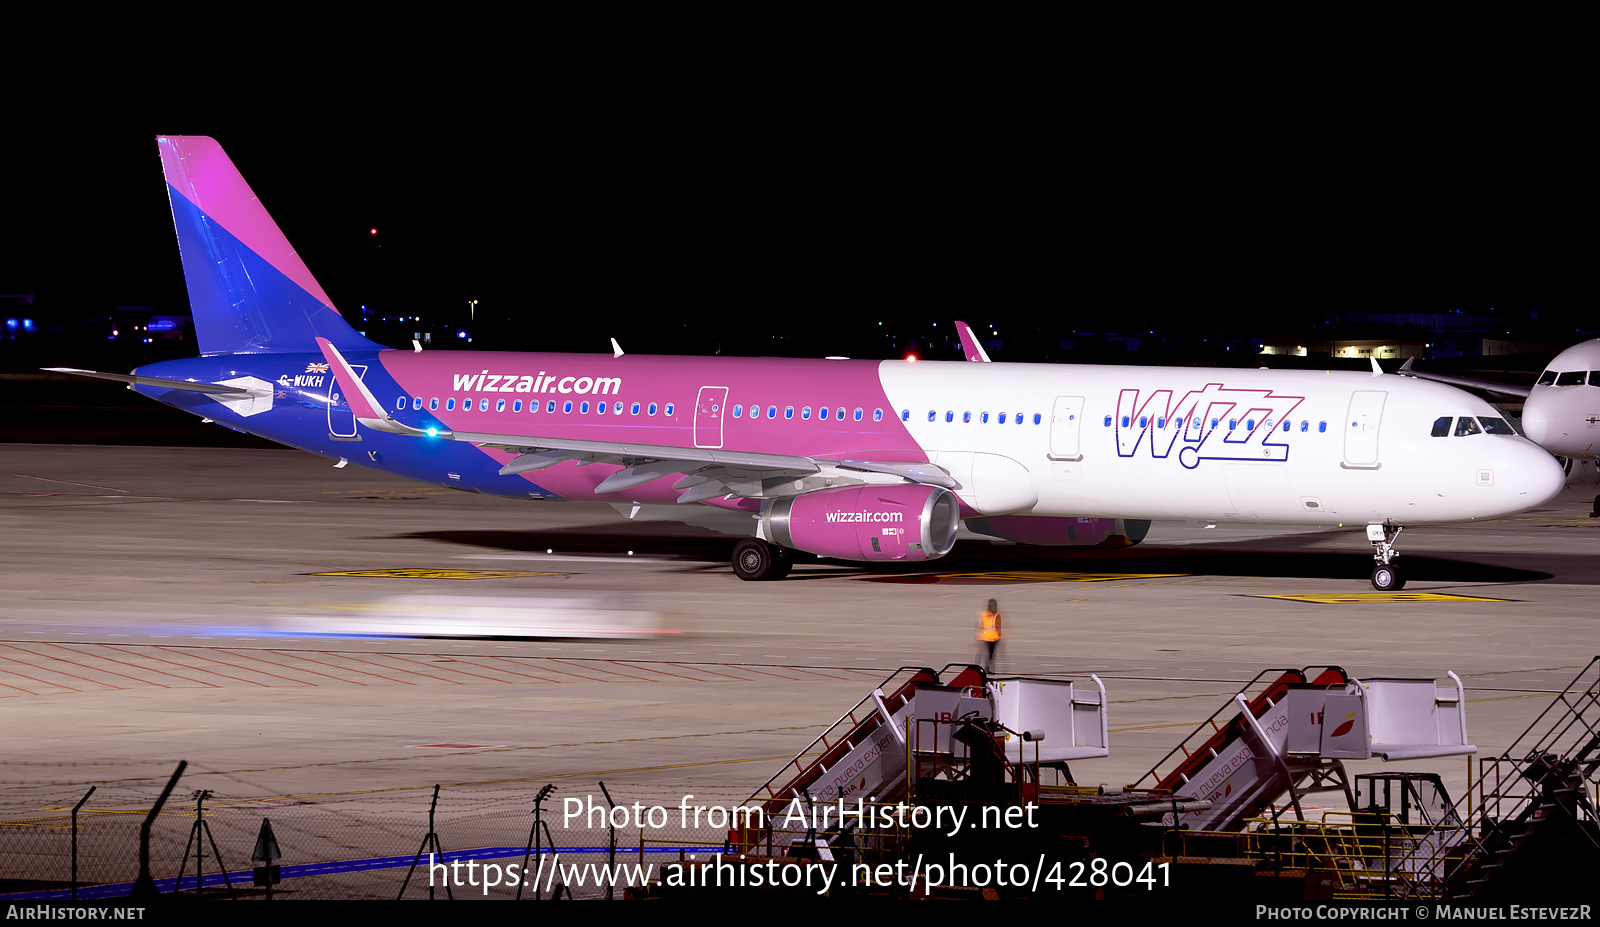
[1516, 442, 1566, 508]
[1521, 399, 1553, 446]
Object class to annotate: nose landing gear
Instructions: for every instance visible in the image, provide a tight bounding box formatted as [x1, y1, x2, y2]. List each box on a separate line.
[1367, 523, 1406, 591]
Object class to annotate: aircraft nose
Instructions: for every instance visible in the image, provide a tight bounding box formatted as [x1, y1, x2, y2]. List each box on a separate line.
[1516, 442, 1565, 507]
[1521, 397, 1552, 446]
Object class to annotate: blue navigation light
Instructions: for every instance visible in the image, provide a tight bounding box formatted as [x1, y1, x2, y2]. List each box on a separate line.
[4, 319, 15, 329]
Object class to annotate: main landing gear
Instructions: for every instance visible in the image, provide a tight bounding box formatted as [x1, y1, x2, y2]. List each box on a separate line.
[733, 538, 792, 581]
[1367, 523, 1406, 591]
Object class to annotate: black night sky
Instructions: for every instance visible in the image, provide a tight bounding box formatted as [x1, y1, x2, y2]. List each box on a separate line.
[3, 65, 1589, 365]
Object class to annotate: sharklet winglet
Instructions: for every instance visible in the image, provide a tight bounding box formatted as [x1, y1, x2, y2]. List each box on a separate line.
[316, 338, 446, 438]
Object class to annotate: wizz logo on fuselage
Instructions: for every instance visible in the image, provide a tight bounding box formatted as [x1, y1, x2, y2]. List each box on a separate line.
[1115, 383, 1304, 470]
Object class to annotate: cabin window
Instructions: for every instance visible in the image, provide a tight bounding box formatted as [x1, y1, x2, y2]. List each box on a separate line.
[818, 406, 828, 420]
[477, 399, 488, 411]
[513, 400, 522, 412]
[1033, 413, 1042, 425]
[496, 399, 506, 412]
[872, 409, 881, 422]
[446, 398, 456, 411]
[856, 408, 865, 421]
[1120, 416, 1130, 427]
[1139, 416, 1147, 428]
[981, 412, 989, 424]
[631, 402, 641, 415]
[547, 400, 556, 413]
[1318, 421, 1327, 433]
[430, 398, 438, 410]
[596, 400, 605, 414]
[733, 404, 743, 418]
[580, 401, 590, 414]
[750, 404, 761, 420]
[836, 407, 845, 421]
[802, 406, 812, 420]
[963, 412, 971, 423]
[648, 402, 658, 415]
[665, 403, 675, 416]
[928, 410, 937, 422]
[396, 397, 406, 411]
[413, 397, 423, 411]
[767, 406, 777, 419]
[563, 400, 573, 413]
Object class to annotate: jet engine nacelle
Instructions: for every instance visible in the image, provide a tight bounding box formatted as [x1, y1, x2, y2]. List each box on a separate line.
[763, 485, 960, 561]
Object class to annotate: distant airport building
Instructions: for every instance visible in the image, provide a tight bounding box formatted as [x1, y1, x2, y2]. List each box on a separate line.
[1259, 337, 1426, 360]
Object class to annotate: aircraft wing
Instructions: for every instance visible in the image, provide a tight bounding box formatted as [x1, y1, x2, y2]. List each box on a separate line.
[44, 367, 256, 395]
[314, 339, 955, 502]
[450, 430, 956, 500]
[1395, 357, 1531, 399]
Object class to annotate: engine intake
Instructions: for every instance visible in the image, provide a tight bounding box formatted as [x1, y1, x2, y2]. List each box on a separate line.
[763, 485, 959, 562]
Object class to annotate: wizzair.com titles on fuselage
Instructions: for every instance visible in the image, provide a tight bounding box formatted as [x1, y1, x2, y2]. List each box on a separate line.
[449, 369, 623, 397]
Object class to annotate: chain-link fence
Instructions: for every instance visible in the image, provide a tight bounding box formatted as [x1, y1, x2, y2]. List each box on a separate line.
[0, 768, 753, 901]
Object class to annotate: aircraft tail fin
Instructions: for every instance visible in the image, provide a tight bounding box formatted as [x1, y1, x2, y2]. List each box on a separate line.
[157, 135, 385, 356]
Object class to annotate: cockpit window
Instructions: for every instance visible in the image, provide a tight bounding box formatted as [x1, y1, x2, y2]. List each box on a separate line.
[1556, 371, 1587, 387]
[1431, 416, 1452, 437]
[1455, 416, 1482, 437]
[1537, 370, 1558, 386]
[1479, 417, 1516, 435]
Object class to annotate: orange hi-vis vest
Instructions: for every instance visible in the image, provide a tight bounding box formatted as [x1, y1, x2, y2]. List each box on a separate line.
[978, 610, 1001, 642]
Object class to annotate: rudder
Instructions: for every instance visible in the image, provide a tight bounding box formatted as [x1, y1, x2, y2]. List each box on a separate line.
[157, 135, 385, 356]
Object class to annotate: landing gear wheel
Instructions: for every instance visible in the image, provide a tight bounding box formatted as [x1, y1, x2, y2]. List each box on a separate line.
[733, 538, 791, 581]
[1371, 562, 1406, 592]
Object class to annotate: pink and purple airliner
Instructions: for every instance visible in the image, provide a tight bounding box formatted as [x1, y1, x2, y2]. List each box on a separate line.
[53, 137, 1566, 587]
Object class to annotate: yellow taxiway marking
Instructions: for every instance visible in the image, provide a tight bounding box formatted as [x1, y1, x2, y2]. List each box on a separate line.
[309, 569, 565, 580]
[930, 571, 1188, 583]
[1250, 592, 1512, 604]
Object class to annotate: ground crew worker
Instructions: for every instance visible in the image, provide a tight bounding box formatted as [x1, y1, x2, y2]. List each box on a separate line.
[976, 598, 1002, 673]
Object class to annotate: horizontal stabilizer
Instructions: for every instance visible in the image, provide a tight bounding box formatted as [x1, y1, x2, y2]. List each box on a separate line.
[44, 368, 253, 395]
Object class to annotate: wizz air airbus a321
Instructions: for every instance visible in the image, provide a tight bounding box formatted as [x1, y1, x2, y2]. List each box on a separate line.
[53, 136, 1566, 589]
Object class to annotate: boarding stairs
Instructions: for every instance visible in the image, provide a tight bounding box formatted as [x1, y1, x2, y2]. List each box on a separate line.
[1133, 666, 1476, 833]
[1389, 656, 1600, 900]
[742, 665, 1108, 850]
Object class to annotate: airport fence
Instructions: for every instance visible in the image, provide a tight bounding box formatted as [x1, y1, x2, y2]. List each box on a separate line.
[0, 769, 752, 901]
